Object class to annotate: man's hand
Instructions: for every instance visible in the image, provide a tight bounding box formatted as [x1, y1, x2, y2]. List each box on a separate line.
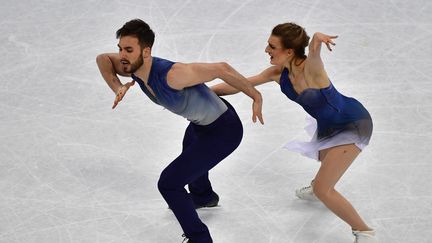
[252, 92, 264, 124]
[112, 80, 135, 109]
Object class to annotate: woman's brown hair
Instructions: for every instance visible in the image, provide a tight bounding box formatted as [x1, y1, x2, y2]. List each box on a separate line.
[271, 22, 310, 59]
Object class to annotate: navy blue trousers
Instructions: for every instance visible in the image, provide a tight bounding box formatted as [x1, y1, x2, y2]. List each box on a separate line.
[157, 99, 243, 243]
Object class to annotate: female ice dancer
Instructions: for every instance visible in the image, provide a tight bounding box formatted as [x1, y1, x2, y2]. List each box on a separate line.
[212, 22, 377, 243]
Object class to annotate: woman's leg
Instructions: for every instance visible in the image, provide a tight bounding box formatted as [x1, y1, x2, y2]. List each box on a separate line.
[313, 143, 371, 231]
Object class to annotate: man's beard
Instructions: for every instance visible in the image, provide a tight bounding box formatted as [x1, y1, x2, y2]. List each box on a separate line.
[124, 54, 144, 73]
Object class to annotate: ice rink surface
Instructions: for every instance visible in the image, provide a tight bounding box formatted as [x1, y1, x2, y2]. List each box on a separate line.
[1, 0, 431, 242]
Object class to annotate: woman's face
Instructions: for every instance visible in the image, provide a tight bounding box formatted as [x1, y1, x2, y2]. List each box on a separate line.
[265, 35, 291, 66]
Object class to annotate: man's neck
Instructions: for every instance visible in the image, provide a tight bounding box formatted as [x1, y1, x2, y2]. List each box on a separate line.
[133, 56, 153, 82]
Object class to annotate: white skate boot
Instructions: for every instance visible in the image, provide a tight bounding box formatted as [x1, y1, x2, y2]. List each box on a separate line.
[352, 229, 378, 243]
[295, 181, 318, 201]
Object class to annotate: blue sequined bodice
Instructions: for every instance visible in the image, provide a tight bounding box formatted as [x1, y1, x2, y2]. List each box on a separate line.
[279, 68, 370, 137]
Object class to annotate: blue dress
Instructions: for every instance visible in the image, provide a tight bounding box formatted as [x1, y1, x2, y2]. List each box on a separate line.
[280, 68, 373, 160]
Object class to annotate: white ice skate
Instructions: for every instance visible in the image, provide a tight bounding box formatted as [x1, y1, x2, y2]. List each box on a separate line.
[295, 182, 318, 201]
[352, 229, 378, 243]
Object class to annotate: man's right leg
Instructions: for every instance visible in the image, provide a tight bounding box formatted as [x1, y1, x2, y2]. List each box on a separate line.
[158, 152, 213, 243]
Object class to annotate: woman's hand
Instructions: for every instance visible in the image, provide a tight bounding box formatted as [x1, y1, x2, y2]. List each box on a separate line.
[315, 32, 338, 51]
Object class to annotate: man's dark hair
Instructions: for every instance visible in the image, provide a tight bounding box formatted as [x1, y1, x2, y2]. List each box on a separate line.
[116, 19, 155, 48]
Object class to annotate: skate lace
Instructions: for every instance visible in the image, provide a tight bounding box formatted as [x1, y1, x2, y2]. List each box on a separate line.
[299, 185, 312, 192]
[352, 231, 361, 243]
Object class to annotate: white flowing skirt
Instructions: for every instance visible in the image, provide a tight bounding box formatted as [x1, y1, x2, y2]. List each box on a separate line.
[284, 116, 372, 161]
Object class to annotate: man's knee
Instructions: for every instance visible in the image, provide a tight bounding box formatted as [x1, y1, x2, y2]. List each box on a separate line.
[157, 168, 184, 193]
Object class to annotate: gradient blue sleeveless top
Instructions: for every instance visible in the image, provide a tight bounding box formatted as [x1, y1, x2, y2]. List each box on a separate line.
[132, 57, 228, 125]
[280, 68, 371, 138]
